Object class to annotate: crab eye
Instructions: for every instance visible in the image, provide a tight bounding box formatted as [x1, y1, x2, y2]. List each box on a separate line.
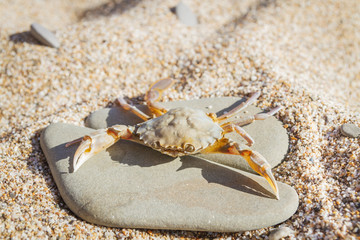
[151, 141, 160, 149]
[184, 143, 195, 152]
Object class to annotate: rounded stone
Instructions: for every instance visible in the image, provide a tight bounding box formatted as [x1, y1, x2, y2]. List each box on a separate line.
[340, 123, 360, 138]
[85, 97, 289, 174]
[40, 122, 298, 232]
[30, 23, 60, 48]
[174, 1, 198, 27]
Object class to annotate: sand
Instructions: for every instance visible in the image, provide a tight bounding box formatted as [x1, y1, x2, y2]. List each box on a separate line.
[0, 0, 359, 239]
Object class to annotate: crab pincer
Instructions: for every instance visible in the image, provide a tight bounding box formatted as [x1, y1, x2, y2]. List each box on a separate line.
[66, 125, 133, 172]
[231, 146, 279, 200]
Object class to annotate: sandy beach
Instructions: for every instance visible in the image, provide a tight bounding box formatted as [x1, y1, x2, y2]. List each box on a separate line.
[1, 0, 359, 239]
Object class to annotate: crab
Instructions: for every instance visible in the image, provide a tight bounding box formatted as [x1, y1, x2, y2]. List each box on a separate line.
[66, 79, 282, 199]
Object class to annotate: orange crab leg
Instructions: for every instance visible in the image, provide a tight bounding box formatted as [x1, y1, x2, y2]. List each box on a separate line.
[116, 96, 151, 121]
[220, 106, 282, 127]
[145, 78, 174, 117]
[222, 124, 254, 146]
[218, 105, 282, 147]
[201, 138, 279, 200]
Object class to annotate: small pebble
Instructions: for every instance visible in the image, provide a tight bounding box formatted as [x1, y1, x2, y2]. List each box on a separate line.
[30, 23, 60, 48]
[174, 1, 198, 26]
[9, 192, 16, 198]
[269, 227, 295, 240]
[340, 123, 360, 138]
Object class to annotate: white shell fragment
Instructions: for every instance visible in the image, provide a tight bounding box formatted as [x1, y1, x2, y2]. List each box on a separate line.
[269, 226, 295, 240]
[30, 23, 60, 48]
[136, 107, 222, 156]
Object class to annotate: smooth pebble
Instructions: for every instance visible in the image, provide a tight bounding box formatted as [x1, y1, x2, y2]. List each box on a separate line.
[30, 23, 60, 48]
[174, 1, 198, 26]
[340, 123, 360, 138]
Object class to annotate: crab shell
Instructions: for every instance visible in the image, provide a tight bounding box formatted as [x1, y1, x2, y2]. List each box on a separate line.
[134, 107, 223, 157]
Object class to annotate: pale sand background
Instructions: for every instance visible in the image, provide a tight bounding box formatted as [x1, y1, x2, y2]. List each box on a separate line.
[0, 0, 359, 239]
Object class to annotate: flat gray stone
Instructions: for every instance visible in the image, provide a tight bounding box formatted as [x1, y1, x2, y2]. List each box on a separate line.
[174, 2, 198, 26]
[30, 23, 60, 48]
[40, 122, 298, 231]
[340, 123, 360, 138]
[86, 97, 289, 174]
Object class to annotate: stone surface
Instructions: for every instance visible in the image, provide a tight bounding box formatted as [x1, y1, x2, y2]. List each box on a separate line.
[269, 226, 295, 240]
[340, 123, 360, 138]
[40, 122, 298, 232]
[30, 23, 60, 48]
[86, 97, 289, 174]
[174, 1, 198, 26]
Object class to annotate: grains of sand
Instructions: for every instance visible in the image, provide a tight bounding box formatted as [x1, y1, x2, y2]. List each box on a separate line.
[1, 0, 359, 239]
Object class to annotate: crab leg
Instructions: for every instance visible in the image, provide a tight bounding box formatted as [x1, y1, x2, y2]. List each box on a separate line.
[201, 138, 279, 200]
[222, 124, 254, 146]
[217, 92, 260, 121]
[229, 145, 279, 200]
[220, 106, 282, 147]
[116, 96, 151, 121]
[66, 125, 133, 172]
[223, 106, 282, 127]
[145, 78, 174, 117]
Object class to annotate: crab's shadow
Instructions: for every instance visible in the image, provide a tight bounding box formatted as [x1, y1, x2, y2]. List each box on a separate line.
[9, 31, 44, 46]
[180, 155, 274, 199]
[106, 142, 274, 199]
[101, 104, 150, 127]
[51, 142, 80, 174]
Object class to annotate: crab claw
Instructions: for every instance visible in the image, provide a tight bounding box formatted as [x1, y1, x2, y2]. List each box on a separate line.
[238, 149, 279, 200]
[66, 125, 132, 172]
[145, 78, 174, 117]
[202, 139, 280, 199]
